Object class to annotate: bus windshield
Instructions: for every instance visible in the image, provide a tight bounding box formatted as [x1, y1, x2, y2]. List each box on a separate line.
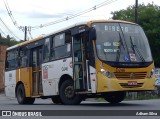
[93, 22, 152, 63]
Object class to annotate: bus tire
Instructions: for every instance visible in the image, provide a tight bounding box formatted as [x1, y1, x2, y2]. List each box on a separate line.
[16, 84, 35, 104]
[26, 98, 35, 104]
[59, 80, 82, 105]
[51, 96, 62, 104]
[102, 91, 126, 104]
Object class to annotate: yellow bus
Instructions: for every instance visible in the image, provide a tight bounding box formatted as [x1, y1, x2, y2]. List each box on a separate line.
[5, 20, 155, 105]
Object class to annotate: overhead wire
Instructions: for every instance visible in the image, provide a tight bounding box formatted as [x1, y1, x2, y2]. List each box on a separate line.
[28, 30, 33, 39]
[27, 26, 33, 39]
[31, 0, 118, 30]
[0, 15, 7, 36]
[2, 0, 24, 40]
[0, 2, 9, 37]
[0, 17, 20, 40]
[0, 27, 7, 36]
[1, 0, 118, 40]
[3, 0, 21, 30]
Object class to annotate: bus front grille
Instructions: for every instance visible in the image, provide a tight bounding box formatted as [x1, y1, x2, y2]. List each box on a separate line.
[114, 72, 147, 80]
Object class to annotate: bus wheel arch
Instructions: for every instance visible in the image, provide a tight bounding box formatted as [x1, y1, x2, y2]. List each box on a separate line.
[15, 82, 35, 104]
[52, 74, 72, 104]
[58, 74, 73, 90]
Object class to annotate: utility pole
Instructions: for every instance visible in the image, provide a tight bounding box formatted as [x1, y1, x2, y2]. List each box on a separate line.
[135, 0, 138, 23]
[24, 26, 27, 41]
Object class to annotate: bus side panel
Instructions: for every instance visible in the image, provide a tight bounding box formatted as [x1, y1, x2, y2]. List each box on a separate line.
[89, 65, 97, 93]
[5, 70, 16, 97]
[42, 57, 72, 96]
[16, 68, 31, 97]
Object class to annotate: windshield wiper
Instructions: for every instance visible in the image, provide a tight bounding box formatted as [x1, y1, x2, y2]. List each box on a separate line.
[130, 36, 145, 62]
[116, 33, 125, 62]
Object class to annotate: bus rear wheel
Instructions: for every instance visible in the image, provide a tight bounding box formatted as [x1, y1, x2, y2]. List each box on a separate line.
[102, 91, 126, 104]
[59, 80, 82, 105]
[16, 84, 35, 104]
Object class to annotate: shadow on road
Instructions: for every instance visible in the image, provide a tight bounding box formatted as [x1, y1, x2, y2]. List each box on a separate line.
[30, 101, 147, 107]
[80, 102, 146, 107]
[8, 102, 145, 107]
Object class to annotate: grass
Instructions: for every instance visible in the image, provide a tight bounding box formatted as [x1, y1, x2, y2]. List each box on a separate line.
[125, 95, 160, 100]
[96, 94, 160, 102]
[96, 98, 105, 102]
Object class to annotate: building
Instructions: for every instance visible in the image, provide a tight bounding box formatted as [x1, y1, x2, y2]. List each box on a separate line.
[0, 45, 7, 92]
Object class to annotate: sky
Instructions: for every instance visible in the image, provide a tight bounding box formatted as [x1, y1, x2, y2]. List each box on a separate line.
[0, 0, 160, 40]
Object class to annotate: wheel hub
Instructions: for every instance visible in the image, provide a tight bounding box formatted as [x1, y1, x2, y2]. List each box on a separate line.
[65, 86, 74, 98]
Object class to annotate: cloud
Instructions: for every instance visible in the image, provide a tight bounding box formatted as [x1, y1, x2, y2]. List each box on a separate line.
[2, 0, 160, 40]
[30, 14, 62, 18]
[13, 9, 77, 19]
[27, 11, 64, 18]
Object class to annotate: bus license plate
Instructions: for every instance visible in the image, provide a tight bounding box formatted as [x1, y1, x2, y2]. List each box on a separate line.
[128, 81, 137, 86]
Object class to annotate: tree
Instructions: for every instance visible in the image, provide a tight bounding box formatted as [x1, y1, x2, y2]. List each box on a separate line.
[0, 34, 21, 46]
[111, 3, 160, 67]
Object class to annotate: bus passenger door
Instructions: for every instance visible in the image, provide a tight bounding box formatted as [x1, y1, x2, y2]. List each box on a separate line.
[72, 34, 87, 91]
[31, 47, 43, 95]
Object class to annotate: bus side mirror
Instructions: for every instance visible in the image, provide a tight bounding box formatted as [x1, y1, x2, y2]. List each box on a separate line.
[89, 28, 96, 41]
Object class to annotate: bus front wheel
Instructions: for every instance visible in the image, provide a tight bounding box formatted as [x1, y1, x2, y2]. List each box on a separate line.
[16, 84, 35, 104]
[102, 91, 126, 104]
[59, 80, 82, 105]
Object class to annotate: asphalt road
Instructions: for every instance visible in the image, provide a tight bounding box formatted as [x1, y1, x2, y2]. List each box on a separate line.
[0, 93, 159, 119]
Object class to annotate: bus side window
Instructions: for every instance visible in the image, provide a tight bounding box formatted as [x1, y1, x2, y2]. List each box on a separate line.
[43, 38, 50, 62]
[51, 32, 71, 60]
[15, 50, 19, 68]
[88, 37, 95, 67]
[5, 52, 9, 70]
[65, 31, 71, 44]
[51, 36, 55, 59]
[19, 48, 28, 67]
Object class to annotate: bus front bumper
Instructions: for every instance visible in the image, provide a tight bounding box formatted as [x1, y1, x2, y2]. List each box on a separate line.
[97, 73, 155, 93]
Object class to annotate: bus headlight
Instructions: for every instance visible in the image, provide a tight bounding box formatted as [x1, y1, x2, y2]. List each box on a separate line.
[100, 68, 105, 72]
[148, 69, 154, 78]
[100, 68, 114, 78]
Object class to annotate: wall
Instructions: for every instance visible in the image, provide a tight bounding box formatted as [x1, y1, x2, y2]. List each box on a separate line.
[0, 45, 7, 91]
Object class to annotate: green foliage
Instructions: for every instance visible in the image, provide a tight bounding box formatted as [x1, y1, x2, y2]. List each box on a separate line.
[125, 91, 160, 100]
[0, 34, 21, 46]
[111, 3, 160, 67]
[146, 33, 160, 67]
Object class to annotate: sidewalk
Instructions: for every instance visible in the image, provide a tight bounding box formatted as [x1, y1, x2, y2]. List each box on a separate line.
[0, 92, 16, 100]
[0, 92, 7, 100]
[0, 93, 5, 97]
